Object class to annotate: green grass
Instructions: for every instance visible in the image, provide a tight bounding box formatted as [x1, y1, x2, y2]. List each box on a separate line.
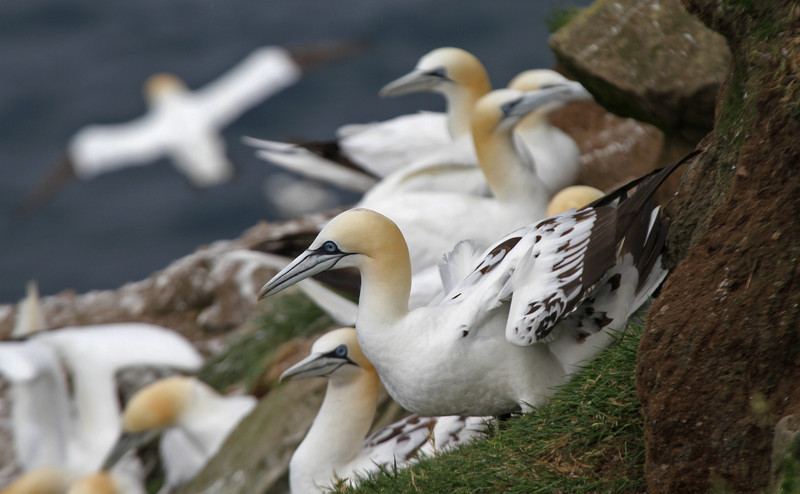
[197, 290, 333, 393]
[347, 322, 647, 494]
[544, 5, 585, 33]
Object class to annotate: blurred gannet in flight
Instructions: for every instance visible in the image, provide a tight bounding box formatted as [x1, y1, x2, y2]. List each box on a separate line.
[507, 70, 591, 193]
[103, 376, 256, 493]
[17, 42, 362, 216]
[280, 328, 489, 494]
[246, 47, 492, 193]
[258, 151, 698, 416]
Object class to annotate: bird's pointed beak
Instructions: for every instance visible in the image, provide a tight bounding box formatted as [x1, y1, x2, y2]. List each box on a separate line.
[101, 430, 161, 471]
[279, 352, 351, 382]
[379, 69, 445, 98]
[258, 249, 347, 300]
[507, 81, 593, 119]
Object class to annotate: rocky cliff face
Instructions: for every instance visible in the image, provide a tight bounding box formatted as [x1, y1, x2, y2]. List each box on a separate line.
[0, 5, 739, 488]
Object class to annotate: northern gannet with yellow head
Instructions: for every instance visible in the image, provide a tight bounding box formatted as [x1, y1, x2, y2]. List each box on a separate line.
[104, 376, 256, 492]
[507, 69, 593, 194]
[259, 152, 698, 416]
[357, 87, 566, 276]
[247, 47, 493, 194]
[281, 328, 489, 494]
[17, 42, 360, 215]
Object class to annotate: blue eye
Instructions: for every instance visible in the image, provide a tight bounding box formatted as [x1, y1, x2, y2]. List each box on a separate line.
[334, 344, 347, 357]
[322, 241, 338, 253]
[429, 67, 447, 78]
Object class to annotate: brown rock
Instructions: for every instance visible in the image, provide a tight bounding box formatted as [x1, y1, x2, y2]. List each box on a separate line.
[550, 0, 730, 142]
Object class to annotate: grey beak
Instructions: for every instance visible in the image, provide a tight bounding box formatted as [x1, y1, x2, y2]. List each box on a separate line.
[258, 250, 346, 300]
[379, 69, 445, 98]
[279, 353, 351, 382]
[101, 430, 161, 471]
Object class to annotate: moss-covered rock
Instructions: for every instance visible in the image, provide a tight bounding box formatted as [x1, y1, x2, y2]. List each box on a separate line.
[549, 0, 730, 142]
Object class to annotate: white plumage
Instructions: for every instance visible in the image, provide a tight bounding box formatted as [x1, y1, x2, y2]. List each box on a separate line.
[258, 154, 695, 416]
[247, 47, 492, 193]
[106, 376, 256, 493]
[281, 328, 489, 494]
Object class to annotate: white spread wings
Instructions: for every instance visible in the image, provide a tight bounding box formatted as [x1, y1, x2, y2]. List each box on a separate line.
[69, 113, 171, 178]
[194, 46, 301, 128]
[337, 111, 452, 177]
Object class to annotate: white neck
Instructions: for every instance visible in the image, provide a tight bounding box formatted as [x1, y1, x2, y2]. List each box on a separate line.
[67, 366, 123, 471]
[291, 371, 379, 490]
[356, 253, 412, 328]
[442, 84, 486, 139]
[180, 391, 255, 458]
[476, 126, 552, 206]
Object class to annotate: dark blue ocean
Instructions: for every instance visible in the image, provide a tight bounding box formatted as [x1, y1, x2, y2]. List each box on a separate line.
[0, 0, 588, 303]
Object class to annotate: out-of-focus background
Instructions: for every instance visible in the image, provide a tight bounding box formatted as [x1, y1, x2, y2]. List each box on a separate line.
[0, 0, 589, 303]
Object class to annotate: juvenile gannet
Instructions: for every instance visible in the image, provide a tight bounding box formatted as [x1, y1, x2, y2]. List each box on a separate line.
[247, 47, 492, 193]
[104, 376, 256, 492]
[17, 42, 360, 215]
[258, 152, 697, 416]
[281, 328, 489, 494]
[546, 185, 605, 216]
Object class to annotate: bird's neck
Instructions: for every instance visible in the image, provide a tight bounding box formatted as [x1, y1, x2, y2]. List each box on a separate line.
[179, 392, 254, 457]
[444, 83, 490, 140]
[356, 248, 412, 326]
[298, 371, 379, 469]
[475, 128, 551, 205]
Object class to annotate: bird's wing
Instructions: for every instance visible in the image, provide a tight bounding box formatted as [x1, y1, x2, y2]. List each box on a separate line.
[244, 136, 378, 193]
[68, 113, 171, 178]
[360, 414, 490, 470]
[337, 111, 451, 176]
[194, 46, 301, 127]
[504, 207, 617, 346]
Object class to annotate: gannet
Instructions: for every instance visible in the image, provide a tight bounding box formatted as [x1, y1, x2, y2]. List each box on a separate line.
[546, 185, 605, 216]
[26, 325, 203, 474]
[258, 152, 697, 416]
[16, 42, 360, 215]
[507, 70, 593, 193]
[356, 87, 569, 275]
[281, 328, 489, 494]
[247, 47, 492, 193]
[104, 376, 256, 493]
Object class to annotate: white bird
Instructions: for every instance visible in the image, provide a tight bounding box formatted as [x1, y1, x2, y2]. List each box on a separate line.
[507, 69, 591, 193]
[17, 42, 361, 215]
[357, 87, 574, 275]
[280, 327, 489, 494]
[104, 376, 256, 493]
[258, 152, 697, 417]
[246, 46, 492, 193]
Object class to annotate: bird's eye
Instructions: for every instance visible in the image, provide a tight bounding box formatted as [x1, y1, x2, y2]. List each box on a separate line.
[429, 67, 447, 78]
[334, 344, 347, 357]
[500, 101, 516, 116]
[322, 241, 338, 253]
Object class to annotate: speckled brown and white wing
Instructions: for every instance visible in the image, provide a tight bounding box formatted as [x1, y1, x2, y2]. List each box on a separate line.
[360, 414, 490, 470]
